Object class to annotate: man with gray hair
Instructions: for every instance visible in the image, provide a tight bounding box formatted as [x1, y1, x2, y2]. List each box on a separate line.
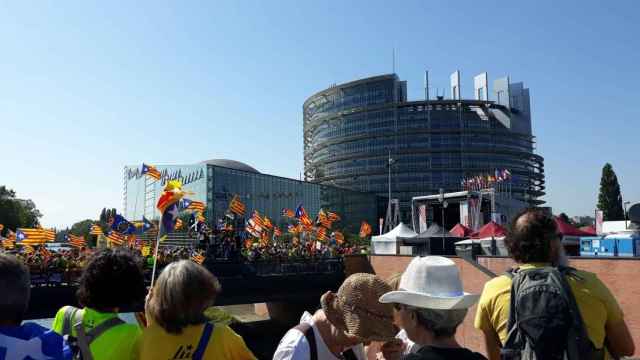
[0, 253, 70, 359]
[379, 256, 486, 360]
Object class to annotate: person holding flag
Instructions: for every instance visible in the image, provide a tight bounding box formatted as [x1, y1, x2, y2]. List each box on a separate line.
[151, 180, 186, 285]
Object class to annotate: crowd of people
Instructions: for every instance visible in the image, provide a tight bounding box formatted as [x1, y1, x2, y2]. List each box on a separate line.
[0, 208, 636, 359]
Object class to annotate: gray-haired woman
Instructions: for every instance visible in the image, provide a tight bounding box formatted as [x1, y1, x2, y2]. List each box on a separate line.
[379, 256, 486, 360]
[138, 260, 256, 360]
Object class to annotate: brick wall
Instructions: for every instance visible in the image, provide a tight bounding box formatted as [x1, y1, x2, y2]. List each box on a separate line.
[369, 255, 640, 357]
[478, 256, 640, 357]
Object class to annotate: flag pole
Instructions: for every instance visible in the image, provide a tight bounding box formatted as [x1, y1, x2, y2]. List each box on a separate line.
[150, 220, 163, 286]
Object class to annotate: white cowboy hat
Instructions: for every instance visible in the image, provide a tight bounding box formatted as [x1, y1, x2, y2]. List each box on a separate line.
[379, 256, 479, 310]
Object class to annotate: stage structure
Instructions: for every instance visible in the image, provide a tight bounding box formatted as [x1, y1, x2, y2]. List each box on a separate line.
[411, 186, 525, 233]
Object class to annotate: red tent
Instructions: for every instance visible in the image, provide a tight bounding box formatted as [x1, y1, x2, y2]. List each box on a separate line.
[579, 225, 597, 236]
[554, 217, 594, 237]
[450, 223, 473, 238]
[472, 221, 507, 239]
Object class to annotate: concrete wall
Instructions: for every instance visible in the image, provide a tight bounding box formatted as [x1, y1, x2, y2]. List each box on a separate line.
[370, 255, 640, 357]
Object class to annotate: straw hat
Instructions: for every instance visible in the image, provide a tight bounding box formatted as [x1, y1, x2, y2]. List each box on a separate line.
[321, 273, 396, 341]
[379, 256, 479, 310]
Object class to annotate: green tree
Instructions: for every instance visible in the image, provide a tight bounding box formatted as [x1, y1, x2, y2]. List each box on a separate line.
[70, 219, 94, 240]
[557, 213, 573, 225]
[597, 163, 625, 221]
[99, 208, 107, 223]
[0, 186, 43, 234]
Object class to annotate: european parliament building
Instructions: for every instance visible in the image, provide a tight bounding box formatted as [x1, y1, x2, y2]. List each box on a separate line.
[303, 73, 545, 221]
[122, 159, 381, 233]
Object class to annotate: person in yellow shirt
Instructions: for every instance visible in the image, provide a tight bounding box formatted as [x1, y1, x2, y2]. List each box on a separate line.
[474, 208, 635, 360]
[138, 260, 256, 360]
[52, 248, 146, 360]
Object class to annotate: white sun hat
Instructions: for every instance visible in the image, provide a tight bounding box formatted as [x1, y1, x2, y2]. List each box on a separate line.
[379, 256, 479, 310]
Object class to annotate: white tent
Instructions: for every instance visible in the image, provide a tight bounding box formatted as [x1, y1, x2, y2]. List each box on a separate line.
[478, 236, 508, 256]
[372, 223, 418, 255]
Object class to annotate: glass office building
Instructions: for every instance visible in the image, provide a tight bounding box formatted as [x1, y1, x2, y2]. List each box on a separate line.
[122, 159, 381, 234]
[303, 74, 545, 221]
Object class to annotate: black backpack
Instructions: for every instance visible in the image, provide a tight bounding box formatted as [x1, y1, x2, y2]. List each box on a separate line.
[500, 266, 603, 360]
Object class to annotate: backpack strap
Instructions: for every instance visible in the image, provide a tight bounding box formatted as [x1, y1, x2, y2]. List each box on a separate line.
[294, 322, 318, 360]
[192, 322, 215, 360]
[74, 316, 125, 360]
[62, 306, 83, 336]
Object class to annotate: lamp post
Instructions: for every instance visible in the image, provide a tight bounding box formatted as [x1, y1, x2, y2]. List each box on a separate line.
[624, 201, 631, 230]
[438, 188, 447, 254]
[442, 200, 449, 253]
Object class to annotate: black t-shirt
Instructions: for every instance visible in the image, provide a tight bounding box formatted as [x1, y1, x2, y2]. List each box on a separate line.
[404, 345, 487, 360]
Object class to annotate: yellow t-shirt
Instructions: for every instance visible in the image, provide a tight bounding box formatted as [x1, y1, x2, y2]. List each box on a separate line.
[474, 263, 624, 349]
[52, 306, 141, 360]
[138, 322, 256, 360]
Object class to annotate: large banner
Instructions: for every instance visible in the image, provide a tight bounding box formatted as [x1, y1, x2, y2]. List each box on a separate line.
[419, 205, 427, 233]
[595, 210, 604, 235]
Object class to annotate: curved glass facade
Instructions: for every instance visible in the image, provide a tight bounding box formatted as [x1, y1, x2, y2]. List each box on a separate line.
[304, 74, 545, 220]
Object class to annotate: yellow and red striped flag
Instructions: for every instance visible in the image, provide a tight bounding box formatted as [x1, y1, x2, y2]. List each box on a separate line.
[196, 213, 206, 223]
[187, 201, 205, 213]
[327, 212, 341, 222]
[17, 228, 47, 244]
[317, 209, 332, 229]
[334, 231, 345, 245]
[68, 234, 87, 248]
[40, 246, 52, 259]
[90, 224, 104, 236]
[359, 221, 372, 238]
[106, 231, 125, 246]
[229, 195, 245, 216]
[142, 163, 162, 180]
[251, 211, 265, 228]
[316, 227, 328, 242]
[2, 239, 15, 249]
[43, 229, 56, 242]
[191, 252, 205, 265]
[22, 244, 35, 254]
[262, 216, 273, 230]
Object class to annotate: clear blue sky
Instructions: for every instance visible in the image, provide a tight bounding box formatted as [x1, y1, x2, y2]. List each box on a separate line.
[1, 1, 638, 228]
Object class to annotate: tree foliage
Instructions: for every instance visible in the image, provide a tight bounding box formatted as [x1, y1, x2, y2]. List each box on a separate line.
[0, 185, 43, 235]
[597, 163, 625, 221]
[70, 219, 94, 239]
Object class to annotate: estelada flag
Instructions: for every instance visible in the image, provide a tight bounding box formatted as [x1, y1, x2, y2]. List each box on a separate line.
[106, 231, 125, 246]
[141, 163, 162, 180]
[90, 224, 104, 236]
[191, 252, 205, 265]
